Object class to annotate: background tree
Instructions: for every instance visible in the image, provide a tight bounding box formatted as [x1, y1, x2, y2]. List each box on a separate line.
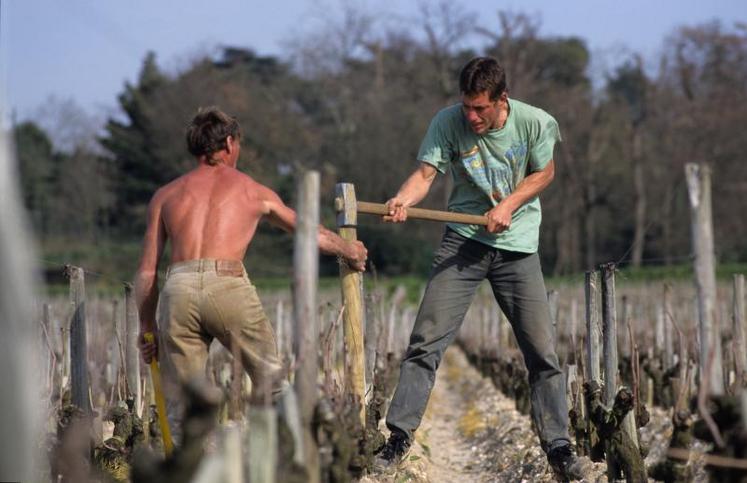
[13, 122, 57, 239]
[17, 5, 746, 284]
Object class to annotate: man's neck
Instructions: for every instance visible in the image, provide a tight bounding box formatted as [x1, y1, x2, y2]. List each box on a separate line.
[198, 156, 235, 168]
[493, 100, 510, 130]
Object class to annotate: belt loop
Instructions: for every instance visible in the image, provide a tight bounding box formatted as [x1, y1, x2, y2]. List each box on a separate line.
[214, 260, 219, 272]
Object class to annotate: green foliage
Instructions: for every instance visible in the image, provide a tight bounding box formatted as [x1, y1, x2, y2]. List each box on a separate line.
[358, 224, 435, 277]
[533, 37, 591, 88]
[16, 11, 747, 283]
[100, 52, 173, 234]
[14, 121, 58, 236]
[607, 59, 648, 124]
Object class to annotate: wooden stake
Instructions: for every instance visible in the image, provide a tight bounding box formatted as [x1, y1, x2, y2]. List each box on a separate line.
[600, 262, 640, 468]
[619, 296, 631, 359]
[124, 283, 142, 416]
[335, 182, 366, 426]
[364, 292, 377, 403]
[223, 423, 243, 483]
[248, 408, 276, 483]
[294, 171, 321, 483]
[600, 264, 618, 407]
[733, 274, 746, 384]
[65, 265, 90, 412]
[585, 271, 602, 383]
[685, 163, 724, 395]
[664, 284, 674, 370]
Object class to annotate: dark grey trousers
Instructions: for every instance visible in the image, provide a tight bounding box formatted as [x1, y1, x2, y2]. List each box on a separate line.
[385, 228, 570, 451]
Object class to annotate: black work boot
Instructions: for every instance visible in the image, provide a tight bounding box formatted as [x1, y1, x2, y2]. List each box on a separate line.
[373, 431, 412, 470]
[547, 444, 585, 481]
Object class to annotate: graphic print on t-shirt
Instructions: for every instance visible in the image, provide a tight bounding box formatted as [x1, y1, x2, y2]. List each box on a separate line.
[460, 142, 529, 205]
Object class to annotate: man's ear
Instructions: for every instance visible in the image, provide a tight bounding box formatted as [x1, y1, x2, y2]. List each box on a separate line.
[226, 136, 235, 154]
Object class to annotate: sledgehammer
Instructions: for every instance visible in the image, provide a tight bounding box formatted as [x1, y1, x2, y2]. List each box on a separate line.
[143, 332, 174, 456]
[335, 197, 488, 226]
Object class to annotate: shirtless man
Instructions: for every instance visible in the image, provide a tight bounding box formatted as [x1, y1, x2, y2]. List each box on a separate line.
[135, 107, 367, 408]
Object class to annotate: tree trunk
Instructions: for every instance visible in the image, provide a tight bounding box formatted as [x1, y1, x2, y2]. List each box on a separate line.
[631, 127, 647, 267]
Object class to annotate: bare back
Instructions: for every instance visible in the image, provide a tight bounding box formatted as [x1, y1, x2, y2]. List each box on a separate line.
[157, 164, 273, 263]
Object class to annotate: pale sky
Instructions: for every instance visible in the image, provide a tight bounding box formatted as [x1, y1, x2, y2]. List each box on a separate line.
[2, 0, 744, 127]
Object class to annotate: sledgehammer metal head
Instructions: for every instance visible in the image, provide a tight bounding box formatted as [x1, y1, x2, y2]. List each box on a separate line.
[335, 183, 357, 228]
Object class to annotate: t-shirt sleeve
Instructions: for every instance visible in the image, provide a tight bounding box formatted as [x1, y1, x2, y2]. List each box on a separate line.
[416, 109, 456, 174]
[528, 114, 561, 172]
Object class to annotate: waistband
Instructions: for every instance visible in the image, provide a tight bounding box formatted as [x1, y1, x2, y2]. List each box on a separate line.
[166, 259, 246, 277]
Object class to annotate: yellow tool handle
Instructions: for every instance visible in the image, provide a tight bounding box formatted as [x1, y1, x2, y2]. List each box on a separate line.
[144, 332, 174, 456]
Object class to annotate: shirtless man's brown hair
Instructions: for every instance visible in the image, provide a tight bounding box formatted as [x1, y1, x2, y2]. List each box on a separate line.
[185, 107, 241, 165]
[135, 106, 367, 412]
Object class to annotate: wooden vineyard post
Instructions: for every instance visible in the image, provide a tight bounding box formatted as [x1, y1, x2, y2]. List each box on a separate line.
[600, 263, 642, 479]
[585, 270, 602, 459]
[65, 265, 91, 412]
[600, 264, 618, 403]
[734, 274, 746, 385]
[619, 296, 631, 360]
[663, 284, 675, 371]
[222, 423, 243, 483]
[585, 271, 602, 385]
[293, 171, 321, 483]
[248, 405, 277, 483]
[601, 264, 633, 431]
[124, 283, 142, 415]
[685, 163, 724, 395]
[364, 292, 377, 402]
[275, 300, 286, 365]
[0, 140, 42, 481]
[41, 303, 54, 393]
[335, 182, 366, 426]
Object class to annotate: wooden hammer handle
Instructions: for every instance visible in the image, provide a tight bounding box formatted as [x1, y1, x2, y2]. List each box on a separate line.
[357, 201, 488, 226]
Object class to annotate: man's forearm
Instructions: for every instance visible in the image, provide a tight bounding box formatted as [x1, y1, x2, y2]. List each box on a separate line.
[395, 168, 435, 207]
[318, 227, 351, 258]
[502, 162, 554, 212]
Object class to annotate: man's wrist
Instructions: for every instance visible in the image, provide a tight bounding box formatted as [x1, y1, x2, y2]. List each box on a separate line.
[500, 195, 521, 214]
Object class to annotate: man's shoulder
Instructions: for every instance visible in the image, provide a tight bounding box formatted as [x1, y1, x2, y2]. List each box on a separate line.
[426, 104, 469, 143]
[432, 104, 464, 124]
[151, 176, 184, 203]
[509, 98, 556, 125]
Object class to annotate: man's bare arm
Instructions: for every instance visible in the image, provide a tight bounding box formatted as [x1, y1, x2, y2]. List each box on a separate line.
[384, 162, 438, 223]
[485, 159, 555, 233]
[134, 190, 168, 361]
[260, 187, 368, 271]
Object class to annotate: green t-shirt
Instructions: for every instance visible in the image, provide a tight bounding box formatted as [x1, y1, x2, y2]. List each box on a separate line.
[417, 98, 561, 253]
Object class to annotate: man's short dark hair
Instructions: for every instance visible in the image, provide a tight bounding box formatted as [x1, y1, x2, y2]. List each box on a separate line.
[186, 107, 241, 165]
[459, 57, 508, 100]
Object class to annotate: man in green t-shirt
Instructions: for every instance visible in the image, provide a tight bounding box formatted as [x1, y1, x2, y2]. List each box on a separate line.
[375, 57, 584, 480]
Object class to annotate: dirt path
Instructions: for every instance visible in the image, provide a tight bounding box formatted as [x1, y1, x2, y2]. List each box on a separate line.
[360, 343, 712, 483]
[363, 346, 605, 482]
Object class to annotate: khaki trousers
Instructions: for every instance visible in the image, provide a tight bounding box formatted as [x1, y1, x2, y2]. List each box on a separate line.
[157, 259, 284, 406]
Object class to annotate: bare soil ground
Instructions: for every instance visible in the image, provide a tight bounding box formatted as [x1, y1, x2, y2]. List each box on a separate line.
[361, 346, 704, 483]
